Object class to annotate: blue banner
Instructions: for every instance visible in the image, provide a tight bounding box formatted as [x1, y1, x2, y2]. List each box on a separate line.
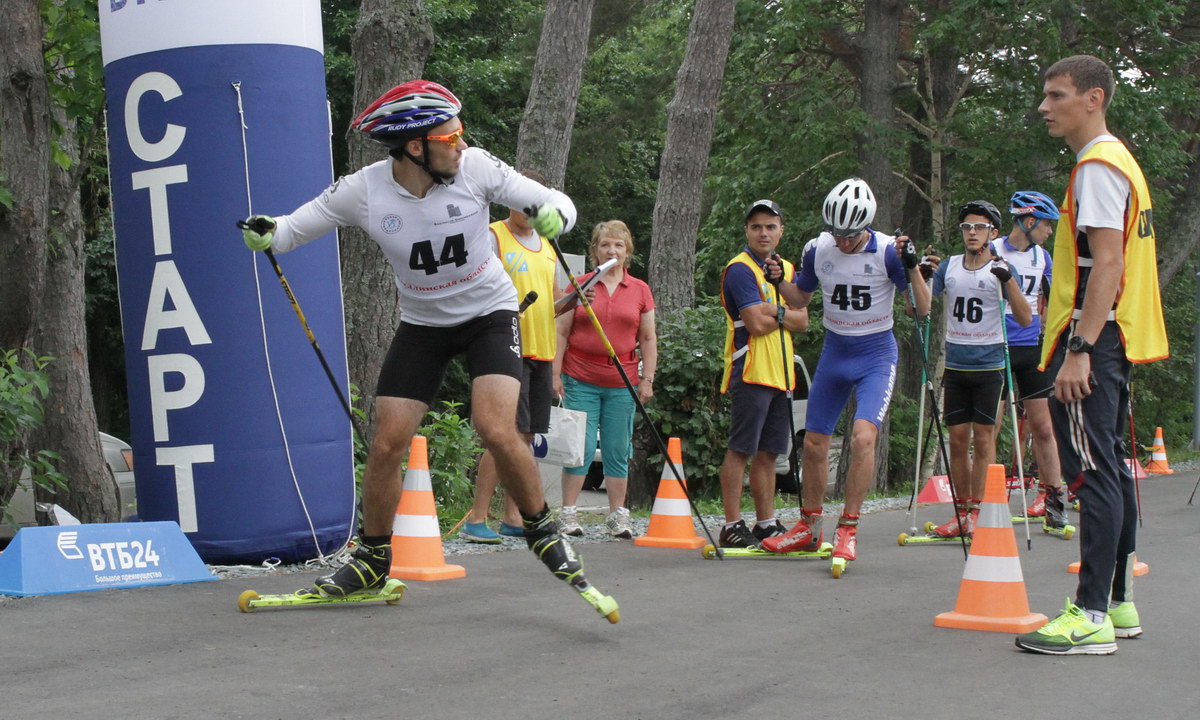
[100, 0, 354, 563]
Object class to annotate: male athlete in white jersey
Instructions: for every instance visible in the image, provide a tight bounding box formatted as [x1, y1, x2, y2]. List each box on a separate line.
[239, 81, 616, 616]
[762, 178, 929, 573]
[992, 191, 1069, 535]
[926, 200, 1031, 538]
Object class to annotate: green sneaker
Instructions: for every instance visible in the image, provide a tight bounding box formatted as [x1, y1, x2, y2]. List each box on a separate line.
[1015, 599, 1117, 655]
[1109, 601, 1142, 639]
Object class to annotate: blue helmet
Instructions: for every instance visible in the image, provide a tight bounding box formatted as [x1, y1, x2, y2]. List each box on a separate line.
[1009, 191, 1060, 221]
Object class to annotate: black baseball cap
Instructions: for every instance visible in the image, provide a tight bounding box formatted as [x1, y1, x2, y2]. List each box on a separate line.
[745, 199, 783, 222]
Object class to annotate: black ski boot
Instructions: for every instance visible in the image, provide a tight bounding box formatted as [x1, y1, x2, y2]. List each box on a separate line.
[523, 505, 620, 622]
[524, 507, 586, 586]
[312, 540, 391, 597]
[1041, 485, 1075, 540]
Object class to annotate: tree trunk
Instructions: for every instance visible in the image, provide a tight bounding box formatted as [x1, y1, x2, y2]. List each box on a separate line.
[0, 1, 50, 352]
[516, 0, 596, 189]
[855, 0, 903, 230]
[340, 0, 434, 434]
[32, 104, 121, 524]
[0, 2, 51, 506]
[647, 0, 737, 316]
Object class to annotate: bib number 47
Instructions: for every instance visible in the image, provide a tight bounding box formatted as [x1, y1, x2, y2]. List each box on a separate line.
[410, 234, 468, 275]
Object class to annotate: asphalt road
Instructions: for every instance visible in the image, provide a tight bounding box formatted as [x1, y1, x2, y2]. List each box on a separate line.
[3, 472, 1198, 720]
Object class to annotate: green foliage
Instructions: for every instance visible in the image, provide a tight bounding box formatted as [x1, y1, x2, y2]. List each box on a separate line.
[638, 300, 730, 496]
[0, 350, 68, 528]
[415, 401, 484, 531]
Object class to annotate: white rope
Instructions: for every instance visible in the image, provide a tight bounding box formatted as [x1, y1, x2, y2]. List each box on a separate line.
[232, 81, 333, 566]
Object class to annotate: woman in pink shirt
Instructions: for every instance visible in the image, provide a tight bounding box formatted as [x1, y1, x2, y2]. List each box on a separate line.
[553, 221, 657, 539]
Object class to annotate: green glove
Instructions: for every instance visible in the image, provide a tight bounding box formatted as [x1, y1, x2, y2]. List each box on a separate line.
[239, 215, 276, 252]
[526, 205, 565, 239]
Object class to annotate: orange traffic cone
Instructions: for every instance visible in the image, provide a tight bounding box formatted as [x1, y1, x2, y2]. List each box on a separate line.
[1145, 427, 1173, 474]
[633, 438, 705, 549]
[934, 464, 1047, 633]
[389, 435, 466, 581]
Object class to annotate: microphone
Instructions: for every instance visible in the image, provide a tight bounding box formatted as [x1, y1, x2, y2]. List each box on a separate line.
[518, 290, 538, 314]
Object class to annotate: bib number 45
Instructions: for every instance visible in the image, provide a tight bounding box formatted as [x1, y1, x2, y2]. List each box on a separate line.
[830, 284, 871, 311]
[410, 234, 468, 275]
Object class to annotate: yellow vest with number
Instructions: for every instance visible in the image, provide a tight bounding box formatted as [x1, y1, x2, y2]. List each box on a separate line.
[493, 220, 557, 361]
[721, 253, 796, 392]
[1040, 139, 1169, 368]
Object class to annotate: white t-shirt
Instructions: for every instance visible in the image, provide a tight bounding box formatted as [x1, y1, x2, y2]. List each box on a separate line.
[1074, 134, 1130, 233]
[271, 147, 576, 327]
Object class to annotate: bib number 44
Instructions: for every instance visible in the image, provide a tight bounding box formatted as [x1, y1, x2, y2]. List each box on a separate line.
[409, 234, 468, 275]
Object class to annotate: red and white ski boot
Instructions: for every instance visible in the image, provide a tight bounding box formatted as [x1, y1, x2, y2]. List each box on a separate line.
[924, 501, 977, 539]
[830, 514, 858, 578]
[760, 508, 823, 554]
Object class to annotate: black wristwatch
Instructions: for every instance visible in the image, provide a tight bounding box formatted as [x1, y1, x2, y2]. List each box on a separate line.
[1067, 335, 1094, 354]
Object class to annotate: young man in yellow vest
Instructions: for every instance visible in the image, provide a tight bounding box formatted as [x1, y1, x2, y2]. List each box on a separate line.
[463, 171, 562, 543]
[1016, 55, 1169, 656]
[716, 200, 809, 548]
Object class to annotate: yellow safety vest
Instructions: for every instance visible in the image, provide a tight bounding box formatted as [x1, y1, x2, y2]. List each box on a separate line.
[1041, 139, 1169, 367]
[721, 252, 796, 392]
[493, 220, 557, 361]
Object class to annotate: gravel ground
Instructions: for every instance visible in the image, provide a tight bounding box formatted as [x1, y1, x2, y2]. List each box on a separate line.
[9, 461, 1199, 594]
[440, 495, 913, 556]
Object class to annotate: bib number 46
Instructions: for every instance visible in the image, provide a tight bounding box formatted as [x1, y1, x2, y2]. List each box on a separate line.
[409, 234, 468, 275]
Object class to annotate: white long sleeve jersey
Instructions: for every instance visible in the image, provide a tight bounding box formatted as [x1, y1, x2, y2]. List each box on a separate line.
[270, 147, 576, 327]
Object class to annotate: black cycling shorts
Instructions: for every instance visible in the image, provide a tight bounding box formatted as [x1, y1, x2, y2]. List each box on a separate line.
[1004, 345, 1053, 401]
[376, 310, 523, 405]
[943, 368, 1004, 426]
[518, 359, 554, 434]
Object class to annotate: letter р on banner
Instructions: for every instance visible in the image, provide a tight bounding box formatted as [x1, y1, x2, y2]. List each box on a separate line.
[99, 1, 354, 563]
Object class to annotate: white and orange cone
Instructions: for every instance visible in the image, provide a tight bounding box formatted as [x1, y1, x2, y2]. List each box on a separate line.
[633, 438, 705, 549]
[389, 435, 466, 581]
[934, 464, 1047, 633]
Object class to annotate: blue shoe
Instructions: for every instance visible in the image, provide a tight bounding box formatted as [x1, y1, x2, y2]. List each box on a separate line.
[499, 522, 525, 538]
[460, 521, 502, 544]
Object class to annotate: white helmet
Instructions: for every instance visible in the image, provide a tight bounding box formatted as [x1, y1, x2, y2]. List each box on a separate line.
[822, 178, 876, 236]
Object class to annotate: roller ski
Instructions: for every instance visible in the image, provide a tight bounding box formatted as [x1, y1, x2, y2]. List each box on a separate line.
[702, 542, 832, 560]
[829, 515, 858, 578]
[237, 540, 407, 612]
[237, 579, 407, 612]
[526, 507, 619, 624]
[899, 505, 976, 546]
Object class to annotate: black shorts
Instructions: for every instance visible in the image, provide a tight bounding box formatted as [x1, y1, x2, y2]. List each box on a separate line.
[376, 310, 523, 405]
[518, 359, 554, 434]
[1005, 345, 1053, 401]
[943, 368, 1004, 426]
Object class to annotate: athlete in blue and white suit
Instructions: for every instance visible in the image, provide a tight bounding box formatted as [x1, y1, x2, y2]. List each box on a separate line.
[764, 178, 930, 563]
[992, 190, 1067, 530]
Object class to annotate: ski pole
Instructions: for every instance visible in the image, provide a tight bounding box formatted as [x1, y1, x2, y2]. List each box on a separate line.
[1127, 383, 1142, 526]
[770, 253, 802, 515]
[905, 313, 930, 535]
[534, 210, 722, 554]
[898, 233, 968, 559]
[1188, 473, 1200, 505]
[234, 230, 367, 443]
[997, 279, 1032, 549]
